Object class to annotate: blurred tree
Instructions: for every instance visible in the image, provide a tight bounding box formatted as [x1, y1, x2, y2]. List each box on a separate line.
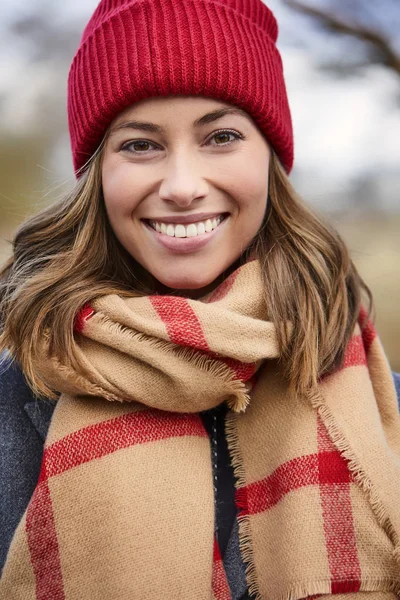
[0, 132, 50, 262]
[0, 0, 92, 134]
[282, 0, 400, 80]
[9, 7, 82, 63]
[0, 1, 93, 186]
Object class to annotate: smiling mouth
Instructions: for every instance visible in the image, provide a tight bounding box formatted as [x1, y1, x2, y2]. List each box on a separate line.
[144, 214, 228, 238]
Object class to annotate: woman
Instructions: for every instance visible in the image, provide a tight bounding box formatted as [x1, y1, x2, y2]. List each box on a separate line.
[0, 0, 399, 598]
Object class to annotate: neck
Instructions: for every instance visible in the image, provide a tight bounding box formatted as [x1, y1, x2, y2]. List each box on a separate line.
[153, 258, 243, 299]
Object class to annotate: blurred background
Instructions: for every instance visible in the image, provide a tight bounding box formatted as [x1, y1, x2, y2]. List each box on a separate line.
[0, 0, 399, 369]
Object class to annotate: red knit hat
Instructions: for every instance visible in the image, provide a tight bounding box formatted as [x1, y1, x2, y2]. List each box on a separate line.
[67, 0, 294, 176]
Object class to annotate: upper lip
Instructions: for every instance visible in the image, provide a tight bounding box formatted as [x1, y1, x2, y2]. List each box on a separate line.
[143, 212, 228, 224]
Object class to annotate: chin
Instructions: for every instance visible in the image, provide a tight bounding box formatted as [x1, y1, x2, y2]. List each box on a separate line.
[156, 271, 219, 292]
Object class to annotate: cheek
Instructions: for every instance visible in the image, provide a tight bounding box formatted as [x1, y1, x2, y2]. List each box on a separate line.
[228, 146, 269, 200]
[102, 168, 140, 225]
[235, 169, 269, 224]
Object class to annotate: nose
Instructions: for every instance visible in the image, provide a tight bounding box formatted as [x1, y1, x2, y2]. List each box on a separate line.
[158, 151, 209, 207]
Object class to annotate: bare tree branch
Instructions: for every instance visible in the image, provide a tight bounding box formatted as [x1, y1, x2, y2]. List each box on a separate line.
[282, 0, 400, 78]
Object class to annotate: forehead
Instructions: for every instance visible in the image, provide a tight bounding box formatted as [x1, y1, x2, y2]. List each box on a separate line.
[110, 95, 255, 134]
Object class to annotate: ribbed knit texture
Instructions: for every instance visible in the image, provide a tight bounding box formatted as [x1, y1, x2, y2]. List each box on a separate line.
[67, 0, 293, 175]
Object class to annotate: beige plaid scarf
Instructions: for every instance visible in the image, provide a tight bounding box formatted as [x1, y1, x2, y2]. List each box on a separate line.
[1, 260, 400, 600]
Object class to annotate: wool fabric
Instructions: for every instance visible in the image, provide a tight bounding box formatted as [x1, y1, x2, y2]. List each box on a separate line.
[67, 0, 294, 176]
[1, 260, 400, 599]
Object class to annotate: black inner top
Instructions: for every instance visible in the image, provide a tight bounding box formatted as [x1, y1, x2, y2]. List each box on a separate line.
[200, 402, 238, 557]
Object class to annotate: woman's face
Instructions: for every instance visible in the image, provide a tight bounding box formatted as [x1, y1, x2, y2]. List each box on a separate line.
[102, 96, 270, 294]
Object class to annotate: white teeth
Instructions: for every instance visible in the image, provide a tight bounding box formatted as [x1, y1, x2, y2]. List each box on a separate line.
[149, 215, 225, 238]
[174, 224, 186, 238]
[186, 223, 197, 237]
[197, 222, 205, 235]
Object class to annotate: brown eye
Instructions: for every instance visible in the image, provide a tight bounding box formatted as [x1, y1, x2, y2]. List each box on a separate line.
[120, 140, 158, 154]
[207, 129, 243, 147]
[131, 141, 152, 152]
[214, 132, 231, 144]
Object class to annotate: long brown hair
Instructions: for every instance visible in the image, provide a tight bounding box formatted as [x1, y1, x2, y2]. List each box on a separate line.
[0, 143, 372, 399]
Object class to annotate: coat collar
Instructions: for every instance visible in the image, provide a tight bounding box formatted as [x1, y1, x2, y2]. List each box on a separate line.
[24, 399, 55, 442]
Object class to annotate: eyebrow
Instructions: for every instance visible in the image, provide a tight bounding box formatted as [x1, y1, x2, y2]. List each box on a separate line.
[109, 107, 252, 136]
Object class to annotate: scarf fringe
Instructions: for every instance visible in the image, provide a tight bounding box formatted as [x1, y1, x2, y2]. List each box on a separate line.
[225, 411, 262, 599]
[46, 352, 122, 402]
[225, 389, 400, 600]
[277, 578, 400, 600]
[87, 312, 251, 412]
[306, 387, 400, 567]
[174, 346, 251, 413]
[224, 412, 248, 488]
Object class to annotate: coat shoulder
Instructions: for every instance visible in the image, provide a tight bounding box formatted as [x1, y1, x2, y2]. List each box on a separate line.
[393, 371, 400, 405]
[0, 351, 55, 570]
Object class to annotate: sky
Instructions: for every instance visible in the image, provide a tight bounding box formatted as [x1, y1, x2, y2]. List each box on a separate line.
[0, 0, 399, 211]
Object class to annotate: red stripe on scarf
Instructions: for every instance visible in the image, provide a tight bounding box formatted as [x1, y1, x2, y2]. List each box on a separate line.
[40, 411, 206, 480]
[236, 420, 360, 594]
[150, 296, 255, 381]
[218, 357, 256, 382]
[317, 418, 361, 593]
[150, 296, 210, 349]
[236, 449, 350, 515]
[212, 537, 232, 600]
[73, 303, 94, 333]
[361, 322, 376, 354]
[26, 479, 65, 600]
[342, 335, 367, 368]
[341, 321, 376, 370]
[358, 306, 376, 353]
[27, 412, 206, 597]
[235, 418, 352, 517]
